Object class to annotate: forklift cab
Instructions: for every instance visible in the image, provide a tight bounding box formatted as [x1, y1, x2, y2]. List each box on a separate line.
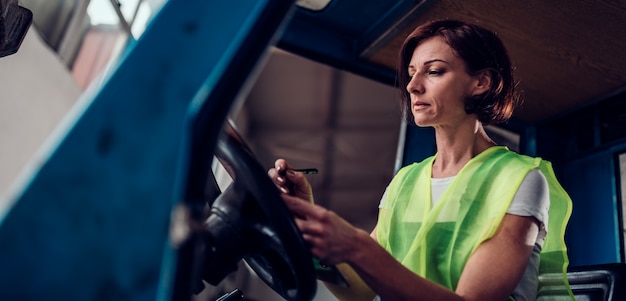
[1, 0, 626, 300]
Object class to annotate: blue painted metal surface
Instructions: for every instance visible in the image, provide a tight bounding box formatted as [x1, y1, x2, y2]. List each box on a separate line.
[0, 1, 294, 300]
[561, 149, 622, 266]
[401, 124, 436, 167]
[277, 0, 431, 85]
[534, 101, 626, 266]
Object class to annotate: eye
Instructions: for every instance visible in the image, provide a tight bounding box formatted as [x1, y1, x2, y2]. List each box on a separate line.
[427, 69, 443, 75]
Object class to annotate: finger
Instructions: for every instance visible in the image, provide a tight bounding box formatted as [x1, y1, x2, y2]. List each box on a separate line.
[285, 169, 302, 182]
[282, 194, 316, 217]
[267, 168, 285, 185]
[272, 159, 294, 190]
[267, 168, 277, 180]
[274, 159, 291, 175]
[268, 166, 291, 195]
[287, 170, 308, 190]
[301, 236, 333, 264]
[295, 220, 324, 241]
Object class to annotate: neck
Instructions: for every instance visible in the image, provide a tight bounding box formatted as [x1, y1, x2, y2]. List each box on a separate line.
[432, 120, 496, 178]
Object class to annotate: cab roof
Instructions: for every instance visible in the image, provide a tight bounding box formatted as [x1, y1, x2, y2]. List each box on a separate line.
[281, 0, 626, 125]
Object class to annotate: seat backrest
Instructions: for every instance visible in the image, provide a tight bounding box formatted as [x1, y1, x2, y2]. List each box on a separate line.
[537, 263, 626, 301]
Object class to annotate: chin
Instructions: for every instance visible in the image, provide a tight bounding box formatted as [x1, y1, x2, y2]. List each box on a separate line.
[412, 111, 436, 127]
[412, 118, 433, 128]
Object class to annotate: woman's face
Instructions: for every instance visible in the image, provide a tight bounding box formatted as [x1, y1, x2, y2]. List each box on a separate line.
[406, 37, 479, 128]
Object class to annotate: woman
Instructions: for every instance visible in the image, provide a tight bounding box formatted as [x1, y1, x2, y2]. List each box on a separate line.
[269, 20, 572, 301]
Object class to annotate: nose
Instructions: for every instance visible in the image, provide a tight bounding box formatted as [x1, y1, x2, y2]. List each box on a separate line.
[406, 74, 423, 95]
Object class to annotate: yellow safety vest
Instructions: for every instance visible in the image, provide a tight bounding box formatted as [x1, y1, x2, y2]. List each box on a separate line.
[376, 146, 572, 298]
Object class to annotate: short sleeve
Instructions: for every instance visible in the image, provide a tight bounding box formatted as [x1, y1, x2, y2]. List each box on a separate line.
[378, 185, 389, 208]
[507, 169, 550, 241]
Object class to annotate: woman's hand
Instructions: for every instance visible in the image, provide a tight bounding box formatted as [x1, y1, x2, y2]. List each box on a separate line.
[269, 159, 360, 263]
[282, 194, 367, 265]
[268, 159, 315, 203]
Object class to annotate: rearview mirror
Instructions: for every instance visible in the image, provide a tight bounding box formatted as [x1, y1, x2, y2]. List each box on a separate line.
[0, 0, 32, 57]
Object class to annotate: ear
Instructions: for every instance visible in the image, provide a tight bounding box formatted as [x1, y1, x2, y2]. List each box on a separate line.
[470, 69, 492, 97]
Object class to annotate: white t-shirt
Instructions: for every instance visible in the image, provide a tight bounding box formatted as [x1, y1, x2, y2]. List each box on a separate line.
[375, 169, 549, 301]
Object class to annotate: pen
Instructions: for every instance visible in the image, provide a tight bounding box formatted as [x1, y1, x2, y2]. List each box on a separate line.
[277, 168, 318, 195]
[293, 168, 318, 174]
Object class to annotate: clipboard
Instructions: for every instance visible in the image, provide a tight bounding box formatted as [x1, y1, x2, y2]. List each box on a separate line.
[313, 258, 349, 288]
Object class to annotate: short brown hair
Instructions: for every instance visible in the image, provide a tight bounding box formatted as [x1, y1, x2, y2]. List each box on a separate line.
[398, 19, 521, 125]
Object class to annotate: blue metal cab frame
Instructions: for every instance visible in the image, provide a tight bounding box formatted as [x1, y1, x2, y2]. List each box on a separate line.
[0, 1, 295, 300]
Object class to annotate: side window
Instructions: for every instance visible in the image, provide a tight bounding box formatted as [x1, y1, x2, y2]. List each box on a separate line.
[20, 0, 165, 90]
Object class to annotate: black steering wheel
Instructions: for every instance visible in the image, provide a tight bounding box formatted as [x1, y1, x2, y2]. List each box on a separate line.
[201, 121, 317, 301]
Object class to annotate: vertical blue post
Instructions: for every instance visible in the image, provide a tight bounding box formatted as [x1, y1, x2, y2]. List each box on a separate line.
[561, 150, 622, 266]
[0, 1, 295, 300]
[401, 124, 436, 167]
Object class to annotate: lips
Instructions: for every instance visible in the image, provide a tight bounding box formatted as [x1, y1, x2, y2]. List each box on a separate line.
[413, 102, 430, 110]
